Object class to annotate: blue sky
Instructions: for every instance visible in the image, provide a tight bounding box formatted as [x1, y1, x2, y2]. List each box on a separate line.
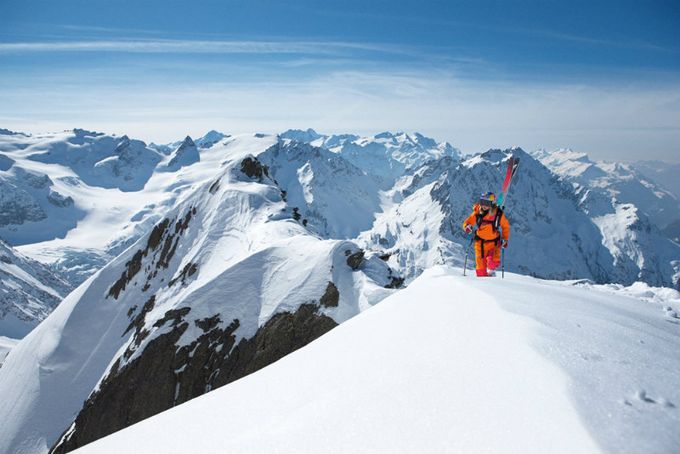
[1, 0, 679, 161]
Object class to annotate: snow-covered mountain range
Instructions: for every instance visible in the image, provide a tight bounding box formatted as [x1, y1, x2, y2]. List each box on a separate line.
[0, 127, 678, 453]
[280, 129, 461, 186]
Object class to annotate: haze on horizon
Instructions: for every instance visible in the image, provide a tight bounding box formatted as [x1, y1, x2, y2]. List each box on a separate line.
[1, 0, 679, 162]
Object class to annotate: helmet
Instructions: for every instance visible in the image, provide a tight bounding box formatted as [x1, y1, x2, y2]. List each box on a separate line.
[479, 191, 496, 208]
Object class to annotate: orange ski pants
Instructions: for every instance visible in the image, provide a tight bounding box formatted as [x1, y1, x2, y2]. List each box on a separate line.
[475, 238, 501, 272]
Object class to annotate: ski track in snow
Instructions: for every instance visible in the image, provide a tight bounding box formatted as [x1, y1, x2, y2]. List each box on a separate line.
[80, 267, 680, 454]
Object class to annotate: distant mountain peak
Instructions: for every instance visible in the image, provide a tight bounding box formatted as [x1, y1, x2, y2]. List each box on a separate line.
[165, 135, 199, 171]
[180, 135, 195, 148]
[195, 131, 227, 148]
[0, 128, 29, 136]
[72, 128, 103, 137]
[279, 128, 324, 143]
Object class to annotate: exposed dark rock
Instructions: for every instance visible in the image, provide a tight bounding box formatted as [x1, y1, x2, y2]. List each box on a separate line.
[147, 219, 170, 251]
[292, 207, 301, 221]
[302, 219, 308, 227]
[385, 276, 405, 289]
[153, 307, 191, 329]
[108, 219, 169, 299]
[156, 235, 179, 270]
[108, 208, 196, 299]
[346, 250, 365, 270]
[240, 157, 269, 179]
[379, 252, 391, 261]
[319, 282, 339, 307]
[124, 295, 156, 336]
[51, 303, 337, 453]
[50, 320, 192, 454]
[208, 179, 220, 194]
[47, 190, 74, 207]
[195, 315, 221, 333]
[168, 262, 198, 287]
[211, 304, 336, 386]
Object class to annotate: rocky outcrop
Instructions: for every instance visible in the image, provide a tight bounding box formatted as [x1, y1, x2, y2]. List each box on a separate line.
[51, 303, 337, 453]
[109, 207, 196, 299]
[240, 157, 269, 179]
[346, 249, 365, 270]
[385, 276, 405, 289]
[320, 282, 339, 307]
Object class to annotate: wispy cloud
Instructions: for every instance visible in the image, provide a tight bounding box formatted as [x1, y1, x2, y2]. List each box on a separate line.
[0, 38, 421, 56]
[1, 68, 678, 161]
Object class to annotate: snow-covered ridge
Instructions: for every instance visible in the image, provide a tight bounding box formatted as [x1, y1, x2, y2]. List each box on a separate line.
[78, 266, 680, 454]
[0, 137, 402, 454]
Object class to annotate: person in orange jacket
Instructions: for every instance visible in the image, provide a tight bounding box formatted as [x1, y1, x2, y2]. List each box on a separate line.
[462, 192, 510, 277]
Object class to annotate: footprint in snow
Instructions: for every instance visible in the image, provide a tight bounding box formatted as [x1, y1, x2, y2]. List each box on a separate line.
[663, 306, 680, 325]
[663, 306, 679, 319]
[634, 390, 676, 409]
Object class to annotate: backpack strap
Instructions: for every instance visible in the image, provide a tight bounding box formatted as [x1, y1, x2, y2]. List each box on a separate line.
[477, 208, 503, 233]
[492, 207, 504, 231]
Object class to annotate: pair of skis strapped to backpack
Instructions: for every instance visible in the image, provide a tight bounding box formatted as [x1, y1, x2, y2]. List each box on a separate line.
[496, 155, 520, 209]
[475, 155, 520, 233]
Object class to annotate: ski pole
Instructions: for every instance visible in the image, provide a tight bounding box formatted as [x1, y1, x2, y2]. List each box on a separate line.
[501, 247, 505, 279]
[463, 234, 473, 276]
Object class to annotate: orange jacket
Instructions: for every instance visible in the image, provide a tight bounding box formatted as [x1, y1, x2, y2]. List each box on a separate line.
[462, 204, 510, 241]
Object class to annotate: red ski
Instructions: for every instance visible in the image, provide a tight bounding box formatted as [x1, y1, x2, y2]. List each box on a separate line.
[497, 156, 520, 208]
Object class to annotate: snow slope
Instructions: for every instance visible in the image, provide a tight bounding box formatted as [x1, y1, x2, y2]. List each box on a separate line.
[632, 160, 680, 202]
[81, 266, 680, 454]
[0, 240, 72, 338]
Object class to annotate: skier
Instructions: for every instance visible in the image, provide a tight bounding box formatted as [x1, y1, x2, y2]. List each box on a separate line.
[462, 192, 510, 277]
